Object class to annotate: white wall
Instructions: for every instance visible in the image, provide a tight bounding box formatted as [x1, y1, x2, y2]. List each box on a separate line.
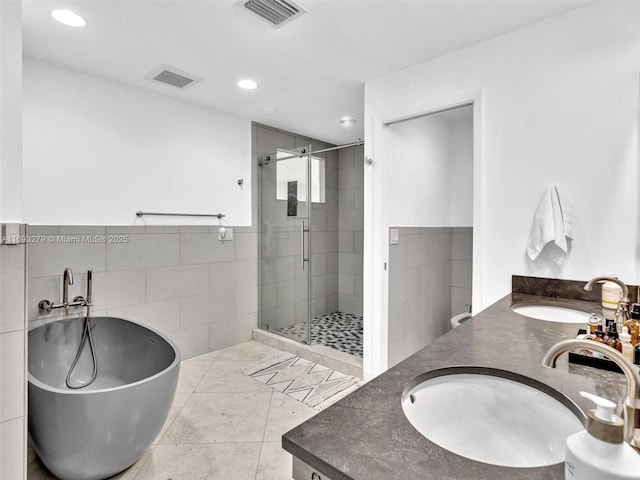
[449, 117, 473, 226]
[364, 2, 640, 378]
[23, 58, 252, 226]
[386, 115, 452, 226]
[385, 111, 474, 228]
[0, 0, 22, 222]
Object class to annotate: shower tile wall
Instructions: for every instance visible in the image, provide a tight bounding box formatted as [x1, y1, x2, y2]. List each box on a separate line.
[26, 225, 259, 360]
[388, 226, 472, 367]
[337, 146, 364, 316]
[0, 236, 27, 480]
[254, 124, 340, 332]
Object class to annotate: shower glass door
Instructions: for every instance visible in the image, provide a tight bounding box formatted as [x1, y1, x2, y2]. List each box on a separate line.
[259, 147, 312, 344]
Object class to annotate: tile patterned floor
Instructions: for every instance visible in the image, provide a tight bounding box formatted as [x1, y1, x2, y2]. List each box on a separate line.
[274, 312, 363, 357]
[28, 341, 319, 480]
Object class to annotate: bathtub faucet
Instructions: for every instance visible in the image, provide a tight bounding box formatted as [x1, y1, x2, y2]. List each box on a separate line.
[38, 267, 90, 314]
[63, 268, 73, 313]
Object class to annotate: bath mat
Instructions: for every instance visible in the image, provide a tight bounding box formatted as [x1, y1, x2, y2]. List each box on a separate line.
[243, 355, 361, 410]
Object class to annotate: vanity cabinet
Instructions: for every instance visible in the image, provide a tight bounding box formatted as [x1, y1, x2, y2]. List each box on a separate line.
[293, 457, 334, 480]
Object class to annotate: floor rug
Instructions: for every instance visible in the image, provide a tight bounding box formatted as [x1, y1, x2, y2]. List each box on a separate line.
[243, 353, 362, 410]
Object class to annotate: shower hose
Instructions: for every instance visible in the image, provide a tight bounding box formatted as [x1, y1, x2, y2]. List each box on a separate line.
[65, 304, 98, 389]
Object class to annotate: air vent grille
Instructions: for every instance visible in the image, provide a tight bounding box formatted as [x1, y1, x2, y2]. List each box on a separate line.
[241, 0, 306, 27]
[144, 64, 202, 90]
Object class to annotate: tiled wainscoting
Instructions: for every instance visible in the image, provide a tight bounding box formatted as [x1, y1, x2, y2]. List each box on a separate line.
[26, 225, 258, 360]
[0, 239, 27, 480]
[388, 226, 472, 367]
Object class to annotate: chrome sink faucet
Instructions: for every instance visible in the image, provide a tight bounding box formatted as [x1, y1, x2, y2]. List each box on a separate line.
[584, 275, 630, 324]
[542, 339, 640, 451]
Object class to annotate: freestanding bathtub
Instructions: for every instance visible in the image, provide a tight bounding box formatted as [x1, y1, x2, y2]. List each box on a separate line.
[28, 316, 180, 480]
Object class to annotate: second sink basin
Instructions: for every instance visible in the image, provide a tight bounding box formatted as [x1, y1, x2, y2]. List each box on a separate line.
[511, 304, 593, 323]
[402, 367, 583, 468]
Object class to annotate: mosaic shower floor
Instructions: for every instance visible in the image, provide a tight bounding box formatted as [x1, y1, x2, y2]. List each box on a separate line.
[274, 312, 363, 357]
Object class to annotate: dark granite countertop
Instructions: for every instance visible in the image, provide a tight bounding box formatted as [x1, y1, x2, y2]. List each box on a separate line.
[282, 292, 629, 480]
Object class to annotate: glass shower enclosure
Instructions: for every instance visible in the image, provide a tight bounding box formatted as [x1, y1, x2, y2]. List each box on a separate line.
[258, 146, 319, 344]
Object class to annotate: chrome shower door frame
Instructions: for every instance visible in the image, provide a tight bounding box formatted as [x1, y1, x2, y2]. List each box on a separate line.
[258, 145, 313, 345]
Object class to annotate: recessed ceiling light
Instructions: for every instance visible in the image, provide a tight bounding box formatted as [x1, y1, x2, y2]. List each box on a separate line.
[339, 117, 356, 126]
[263, 107, 278, 114]
[238, 79, 258, 90]
[51, 9, 88, 28]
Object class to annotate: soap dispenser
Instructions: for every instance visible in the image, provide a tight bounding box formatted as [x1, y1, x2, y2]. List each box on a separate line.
[565, 391, 640, 479]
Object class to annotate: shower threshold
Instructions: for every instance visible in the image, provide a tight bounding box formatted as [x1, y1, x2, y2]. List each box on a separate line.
[275, 312, 363, 357]
[253, 312, 363, 379]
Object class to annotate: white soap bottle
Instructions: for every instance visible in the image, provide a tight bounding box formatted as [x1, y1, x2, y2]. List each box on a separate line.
[620, 327, 634, 363]
[565, 391, 640, 479]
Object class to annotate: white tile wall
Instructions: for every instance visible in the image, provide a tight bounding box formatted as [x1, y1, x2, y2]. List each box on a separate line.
[1, 246, 25, 334]
[387, 227, 473, 367]
[109, 299, 181, 333]
[106, 233, 179, 271]
[337, 145, 364, 316]
[92, 269, 146, 309]
[179, 233, 235, 264]
[0, 330, 24, 423]
[0, 241, 26, 480]
[146, 264, 209, 302]
[28, 238, 107, 276]
[0, 417, 24, 480]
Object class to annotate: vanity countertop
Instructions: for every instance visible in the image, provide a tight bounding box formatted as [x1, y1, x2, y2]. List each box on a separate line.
[282, 292, 629, 480]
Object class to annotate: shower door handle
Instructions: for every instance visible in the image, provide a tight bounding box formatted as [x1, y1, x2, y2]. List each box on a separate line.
[300, 220, 309, 270]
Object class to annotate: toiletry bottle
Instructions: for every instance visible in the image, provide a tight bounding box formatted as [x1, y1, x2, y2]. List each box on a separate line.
[565, 391, 640, 479]
[606, 331, 621, 353]
[588, 313, 601, 335]
[601, 275, 622, 310]
[623, 303, 640, 346]
[620, 327, 633, 363]
[635, 344, 640, 366]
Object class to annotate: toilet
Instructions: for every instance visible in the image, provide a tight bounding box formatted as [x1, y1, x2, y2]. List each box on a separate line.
[451, 312, 472, 328]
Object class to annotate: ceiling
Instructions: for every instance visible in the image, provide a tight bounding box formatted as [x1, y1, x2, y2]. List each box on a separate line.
[22, 0, 594, 145]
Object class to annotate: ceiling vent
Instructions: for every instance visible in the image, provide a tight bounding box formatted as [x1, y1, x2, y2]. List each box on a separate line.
[239, 0, 307, 28]
[144, 64, 203, 90]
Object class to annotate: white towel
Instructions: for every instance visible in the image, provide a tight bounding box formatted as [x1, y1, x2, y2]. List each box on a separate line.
[526, 185, 572, 265]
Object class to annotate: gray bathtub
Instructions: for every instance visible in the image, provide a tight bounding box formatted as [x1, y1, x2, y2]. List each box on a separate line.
[28, 316, 180, 480]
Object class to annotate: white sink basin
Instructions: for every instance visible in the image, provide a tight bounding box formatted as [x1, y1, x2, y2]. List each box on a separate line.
[511, 304, 592, 323]
[402, 368, 583, 468]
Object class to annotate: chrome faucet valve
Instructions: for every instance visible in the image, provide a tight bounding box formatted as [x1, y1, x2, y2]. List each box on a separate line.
[72, 295, 87, 305]
[38, 299, 53, 314]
